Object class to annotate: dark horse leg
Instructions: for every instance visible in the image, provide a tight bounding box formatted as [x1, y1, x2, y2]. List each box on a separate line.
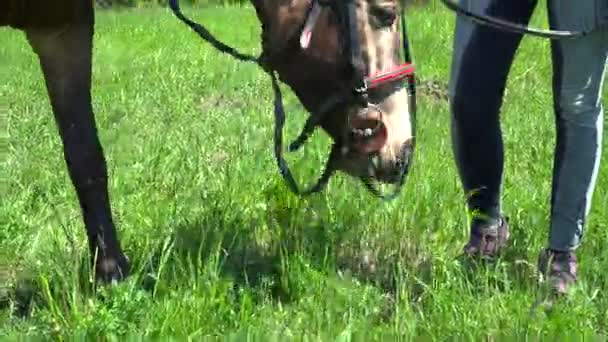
[22, 3, 129, 283]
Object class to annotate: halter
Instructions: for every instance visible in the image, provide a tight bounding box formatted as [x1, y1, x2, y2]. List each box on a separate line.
[168, 0, 417, 201]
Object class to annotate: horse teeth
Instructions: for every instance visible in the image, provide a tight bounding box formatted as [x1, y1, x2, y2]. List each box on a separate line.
[351, 128, 375, 138]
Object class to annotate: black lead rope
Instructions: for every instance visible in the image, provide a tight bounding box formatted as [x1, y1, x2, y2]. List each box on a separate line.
[168, 0, 259, 62]
[168, 0, 337, 196]
[269, 71, 337, 195]
[168, 0, 416, 201]
[344, 1, 369, 103]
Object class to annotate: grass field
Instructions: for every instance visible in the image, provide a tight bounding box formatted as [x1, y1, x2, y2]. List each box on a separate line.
[2, 3, 608, 340]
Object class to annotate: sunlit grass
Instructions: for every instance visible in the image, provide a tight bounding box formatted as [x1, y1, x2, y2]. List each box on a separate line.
[1, 3, 607, 339]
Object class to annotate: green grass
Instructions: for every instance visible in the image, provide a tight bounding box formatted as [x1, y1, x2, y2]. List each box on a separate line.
[1, 3, 608, 340]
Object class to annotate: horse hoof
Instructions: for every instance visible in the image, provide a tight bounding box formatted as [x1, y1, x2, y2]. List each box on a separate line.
[95, 255, 130, 284]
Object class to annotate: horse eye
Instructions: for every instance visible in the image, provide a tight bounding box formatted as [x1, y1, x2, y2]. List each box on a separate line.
[370, 5, 396, 27]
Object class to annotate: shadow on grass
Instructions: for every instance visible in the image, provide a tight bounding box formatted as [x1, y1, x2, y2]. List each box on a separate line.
[0, 209, 545, 329]
[131, 187, 391, 301]
[0, 193, 435, 326]
[0, 187, 357, 317]
[0, 268, 38, 318]
[2, 191, 541, 325]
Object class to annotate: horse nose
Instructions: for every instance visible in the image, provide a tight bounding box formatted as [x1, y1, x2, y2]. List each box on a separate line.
[399, 141, 414, 169]
[399, 142, 413, 169]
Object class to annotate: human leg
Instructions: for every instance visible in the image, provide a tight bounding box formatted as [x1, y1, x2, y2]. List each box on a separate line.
[448, 0, 537, 256]
[539, 0, 608, 294]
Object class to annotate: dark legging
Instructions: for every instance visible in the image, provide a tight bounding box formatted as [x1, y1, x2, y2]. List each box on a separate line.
[448, 0, 608, 251]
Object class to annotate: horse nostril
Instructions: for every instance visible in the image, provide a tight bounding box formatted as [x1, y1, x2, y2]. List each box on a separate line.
[403, 143, 413, 160]
[393, 158, 406, 174]
[394, 143, 413, 171]
[401, 144, 414, 168]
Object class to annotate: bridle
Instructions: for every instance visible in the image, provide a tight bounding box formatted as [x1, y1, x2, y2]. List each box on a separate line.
[168, 0, 417, 201]
[438, 0, 594, 40]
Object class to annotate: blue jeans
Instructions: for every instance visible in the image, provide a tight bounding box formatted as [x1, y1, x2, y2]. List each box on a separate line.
[448, 0, 608, 252]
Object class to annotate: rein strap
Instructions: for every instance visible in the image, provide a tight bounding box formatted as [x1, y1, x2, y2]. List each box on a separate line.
[439, 0, 593, 40]
[169, 0, 333, 196]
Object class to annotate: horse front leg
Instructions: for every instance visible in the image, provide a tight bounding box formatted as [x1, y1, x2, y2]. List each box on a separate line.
[25, 18, 129, 283]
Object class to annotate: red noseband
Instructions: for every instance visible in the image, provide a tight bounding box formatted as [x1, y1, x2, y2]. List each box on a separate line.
[365, 63, 415, 90]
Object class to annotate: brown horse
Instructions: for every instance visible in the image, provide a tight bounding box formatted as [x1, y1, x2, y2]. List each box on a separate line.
[2, 0, 415, 284]
[2, 0, 129, 283]
[248, 0, 416, 193]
